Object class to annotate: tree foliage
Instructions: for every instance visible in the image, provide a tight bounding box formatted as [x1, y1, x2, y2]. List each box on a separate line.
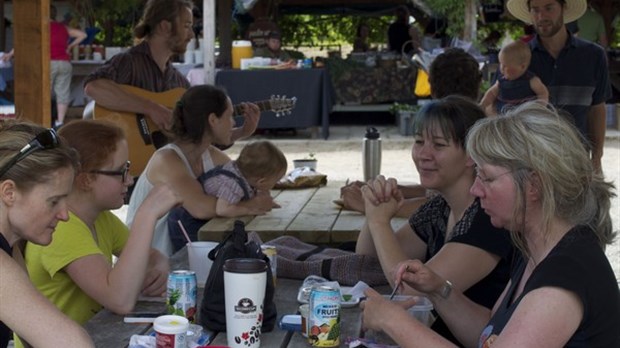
[277, 15, 392, 49]
[423, 0, 466, 37]
[67, 0, 141, 46]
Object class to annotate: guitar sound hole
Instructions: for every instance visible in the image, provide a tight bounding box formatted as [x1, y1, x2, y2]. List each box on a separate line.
[151, 131, 169, 149]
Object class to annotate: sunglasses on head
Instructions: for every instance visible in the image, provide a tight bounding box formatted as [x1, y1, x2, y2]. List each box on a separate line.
[0, 128, 60, 178]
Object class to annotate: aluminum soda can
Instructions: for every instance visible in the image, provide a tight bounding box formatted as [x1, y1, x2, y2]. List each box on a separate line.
[167, 270, 198, 323]
[308, 285, 340, 347]
[260, 245, 277, 285]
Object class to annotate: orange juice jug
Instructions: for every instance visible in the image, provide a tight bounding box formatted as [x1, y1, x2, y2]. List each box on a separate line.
[232, 40, 253, 69]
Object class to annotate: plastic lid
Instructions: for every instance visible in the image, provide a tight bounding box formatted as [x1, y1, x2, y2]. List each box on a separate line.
[153, 315, 189, 335]
[223, 258, 267, 273]
[232, 40, 252, 47]
[365, 127, 380, 139]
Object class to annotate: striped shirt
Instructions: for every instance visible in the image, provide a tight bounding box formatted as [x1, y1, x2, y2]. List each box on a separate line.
[84, 40, 190, 92]
[528, 33, 611, 141]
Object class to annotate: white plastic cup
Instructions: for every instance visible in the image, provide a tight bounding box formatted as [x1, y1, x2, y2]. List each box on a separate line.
[224, 258, 267, 348]
[154, 315, 189, 348]
[187, 241, 218, 285]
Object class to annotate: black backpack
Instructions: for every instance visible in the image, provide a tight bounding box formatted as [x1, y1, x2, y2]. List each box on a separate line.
[198, 220, 277, 332]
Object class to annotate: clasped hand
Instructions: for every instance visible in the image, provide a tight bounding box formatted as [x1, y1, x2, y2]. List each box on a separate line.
[360, 176, 404, 221]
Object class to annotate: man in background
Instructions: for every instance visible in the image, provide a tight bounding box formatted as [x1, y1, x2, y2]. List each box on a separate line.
[253, 31, 291, 61]
[388, 7, 413, 54]
[507, 0, 611, 173]
[577, 0, 608, 47]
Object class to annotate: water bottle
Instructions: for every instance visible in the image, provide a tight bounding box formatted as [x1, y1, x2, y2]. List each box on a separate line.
[362, 127, 381, 181]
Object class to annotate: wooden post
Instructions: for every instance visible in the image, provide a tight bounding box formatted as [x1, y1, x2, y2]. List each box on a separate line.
[218, 0, 233, 70]
[203, 0, 216, 85]
[14, 0, 50, 126]
[463, 0, 477, 42]
[0, 0, 5, 52]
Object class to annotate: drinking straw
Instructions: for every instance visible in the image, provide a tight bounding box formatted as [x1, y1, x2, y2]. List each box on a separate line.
[177, 220, 193, 245]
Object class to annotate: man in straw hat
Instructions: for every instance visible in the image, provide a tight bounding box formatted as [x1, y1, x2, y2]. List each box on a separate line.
[506, 0, 611, 173]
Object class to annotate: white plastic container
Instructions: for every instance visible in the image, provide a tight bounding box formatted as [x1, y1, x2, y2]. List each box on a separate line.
[386, 295, 435, 326]
[154, 315, 189, 348]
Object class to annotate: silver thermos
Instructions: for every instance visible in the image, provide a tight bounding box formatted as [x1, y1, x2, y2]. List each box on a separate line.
[363, 127, 381, 181]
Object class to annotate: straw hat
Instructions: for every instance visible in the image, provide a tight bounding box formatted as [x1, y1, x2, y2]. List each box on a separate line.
[506, 0, 587, 24]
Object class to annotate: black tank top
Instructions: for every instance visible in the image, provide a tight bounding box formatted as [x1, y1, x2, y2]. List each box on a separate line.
[0, 232, 13, 348]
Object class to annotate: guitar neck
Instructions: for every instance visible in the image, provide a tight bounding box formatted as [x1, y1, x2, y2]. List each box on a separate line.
[233, 100, 271, 116]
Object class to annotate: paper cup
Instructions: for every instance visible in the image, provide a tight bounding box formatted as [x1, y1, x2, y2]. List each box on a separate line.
[224, 258, 267, 348]
[187, 241, 218, 285]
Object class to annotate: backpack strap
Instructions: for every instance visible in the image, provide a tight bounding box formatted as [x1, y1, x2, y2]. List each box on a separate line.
[198, 165, 251, 200]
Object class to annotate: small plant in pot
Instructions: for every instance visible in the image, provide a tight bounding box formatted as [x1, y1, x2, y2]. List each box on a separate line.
[293, 152, 317, 170]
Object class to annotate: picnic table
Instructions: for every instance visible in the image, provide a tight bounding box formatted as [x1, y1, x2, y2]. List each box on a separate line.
[198, 180, 407, 245]
[84, 246, 390, 347]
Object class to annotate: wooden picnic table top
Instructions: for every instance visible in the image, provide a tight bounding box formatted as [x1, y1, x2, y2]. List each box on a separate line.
[198, 180, 407, 245]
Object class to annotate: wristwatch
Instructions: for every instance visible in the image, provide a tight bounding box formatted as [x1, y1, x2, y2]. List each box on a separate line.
[438, 280, 453, 299]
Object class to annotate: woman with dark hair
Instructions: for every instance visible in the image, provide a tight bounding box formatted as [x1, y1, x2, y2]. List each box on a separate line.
[126, 85, 274, 256]
[356, 96, 515, 345]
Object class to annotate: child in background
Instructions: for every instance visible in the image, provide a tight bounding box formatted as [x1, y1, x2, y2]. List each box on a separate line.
[480, 41, 548, 116]
[168, 140, 287, 250]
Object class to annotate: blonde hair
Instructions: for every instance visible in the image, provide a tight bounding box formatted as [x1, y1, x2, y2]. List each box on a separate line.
[0, 121, 79, 192]
[466, 101, 616, 255]
[500, 41, 531, 66]
[236, 141, 287, 180]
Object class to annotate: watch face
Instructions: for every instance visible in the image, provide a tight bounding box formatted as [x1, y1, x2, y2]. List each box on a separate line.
[440, 281, 452, 299]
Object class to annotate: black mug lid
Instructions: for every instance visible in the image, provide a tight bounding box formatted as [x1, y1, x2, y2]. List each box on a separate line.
[224, 258, 267, 273]
[365, 126, 380, 139]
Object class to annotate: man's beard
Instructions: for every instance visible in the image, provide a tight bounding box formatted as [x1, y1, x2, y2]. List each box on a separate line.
[534, 18, 564, 38]
[167, 29, 187, 55]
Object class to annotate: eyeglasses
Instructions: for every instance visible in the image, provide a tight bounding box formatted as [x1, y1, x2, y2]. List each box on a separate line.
[475, 169, 513, 187]
[89, 161, 131, 182]
[0, 128, 60, 178]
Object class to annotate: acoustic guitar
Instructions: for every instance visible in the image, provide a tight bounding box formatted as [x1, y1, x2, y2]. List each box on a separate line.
[87, 84, 296, 176]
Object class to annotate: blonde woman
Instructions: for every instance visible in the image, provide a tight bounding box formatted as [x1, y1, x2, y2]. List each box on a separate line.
[361, 101, 620, 347]
[0, 122, 93, 348]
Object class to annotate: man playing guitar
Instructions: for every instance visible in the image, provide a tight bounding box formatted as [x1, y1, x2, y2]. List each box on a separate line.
[83, 0, 259, 154]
